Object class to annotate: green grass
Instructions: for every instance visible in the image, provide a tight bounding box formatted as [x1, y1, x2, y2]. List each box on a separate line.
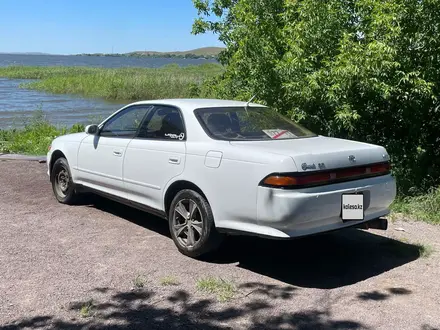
[79, 300, 95, 318]
[196, 277, 237, 302]
[0, 63, 223, 101]
[159, 276, 180, 286]
[391, 188, 440, 224]
[415, 243, 434, 258]
[0, 111, 84, 155]
[133, 274, 148, 288]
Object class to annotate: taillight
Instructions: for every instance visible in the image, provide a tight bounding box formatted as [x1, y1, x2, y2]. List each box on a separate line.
[48, 144, 52, 152]
[370, 162, 391, 173]
[261, 162, 391, 189]
[263, 176, 298, 186]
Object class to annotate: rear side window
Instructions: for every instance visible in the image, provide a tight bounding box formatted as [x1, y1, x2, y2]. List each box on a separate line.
[136, 105, 186, 141]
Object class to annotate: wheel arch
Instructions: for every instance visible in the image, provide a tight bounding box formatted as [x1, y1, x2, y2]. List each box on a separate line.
[164, 180, 209, 217]
[49, 150, 67, 175]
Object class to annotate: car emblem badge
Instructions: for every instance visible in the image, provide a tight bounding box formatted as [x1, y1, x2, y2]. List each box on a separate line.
[301, 163, 316, 170]
[348, 155, 356, 163]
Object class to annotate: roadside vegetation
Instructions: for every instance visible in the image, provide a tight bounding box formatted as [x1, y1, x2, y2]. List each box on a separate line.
[0, 63, 223, 101]
[392, 189, 440, 224]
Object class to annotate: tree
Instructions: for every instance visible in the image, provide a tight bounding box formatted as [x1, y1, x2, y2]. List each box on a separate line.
[192, 0, 440, 194]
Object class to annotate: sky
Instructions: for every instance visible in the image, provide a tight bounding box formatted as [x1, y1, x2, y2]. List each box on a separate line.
[0, 0, 222, 54]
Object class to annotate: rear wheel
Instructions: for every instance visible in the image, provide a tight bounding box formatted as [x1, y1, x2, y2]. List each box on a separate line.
[51, 157, 78, 204]
[168, 189, 223, 258]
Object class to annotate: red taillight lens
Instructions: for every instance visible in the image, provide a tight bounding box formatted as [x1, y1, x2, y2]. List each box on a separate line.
[261, 162, 391, 188]
[294, 173, 332, 186]
[335, 166, 366, 179]
[370, 162, 391, 173]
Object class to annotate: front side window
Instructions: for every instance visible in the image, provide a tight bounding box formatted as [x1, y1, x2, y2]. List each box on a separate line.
[100, 105, 153, 138]
[194, 107, 316, 141]
[136, 105, 185, 140]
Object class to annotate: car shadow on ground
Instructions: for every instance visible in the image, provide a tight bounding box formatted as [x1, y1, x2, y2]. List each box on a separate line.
[86, 195, 421, 289]
[84, 194, 172, 238]
[215, 230, 421, 289]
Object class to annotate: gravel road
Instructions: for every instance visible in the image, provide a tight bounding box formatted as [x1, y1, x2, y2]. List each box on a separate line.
[0, 160, 439, 329]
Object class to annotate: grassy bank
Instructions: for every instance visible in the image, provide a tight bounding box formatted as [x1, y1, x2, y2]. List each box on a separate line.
[0, 64, 223, 101]
[0, 112, 84, 155]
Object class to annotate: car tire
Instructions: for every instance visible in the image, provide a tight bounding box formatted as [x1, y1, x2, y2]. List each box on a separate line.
[168, 189, 223, 258]
[51, 157, 78, 204]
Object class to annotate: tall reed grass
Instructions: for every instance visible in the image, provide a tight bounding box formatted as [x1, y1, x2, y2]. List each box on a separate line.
[0, 63, 223, 101]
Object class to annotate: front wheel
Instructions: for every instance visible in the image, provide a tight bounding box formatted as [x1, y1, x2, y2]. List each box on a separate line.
[168, 189, 223, 258]
[50, 157, 78, 204]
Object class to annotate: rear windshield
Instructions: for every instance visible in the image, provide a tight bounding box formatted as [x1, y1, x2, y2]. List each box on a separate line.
[194, 106, 316, 141]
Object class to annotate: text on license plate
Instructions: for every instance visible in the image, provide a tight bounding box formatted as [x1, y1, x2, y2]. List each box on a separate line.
[341, 194, 364, 220]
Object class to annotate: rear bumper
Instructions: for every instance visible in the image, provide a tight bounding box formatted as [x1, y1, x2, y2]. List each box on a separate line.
[255, 174, 396, 238]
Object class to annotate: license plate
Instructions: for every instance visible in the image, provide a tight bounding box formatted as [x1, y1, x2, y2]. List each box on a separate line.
[341, 193, 364, 221]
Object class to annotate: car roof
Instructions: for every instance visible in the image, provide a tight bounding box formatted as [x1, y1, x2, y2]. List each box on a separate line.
[127, 98, 265, 111]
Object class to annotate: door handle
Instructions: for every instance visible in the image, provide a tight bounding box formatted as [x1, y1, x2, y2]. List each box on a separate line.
[169, 157, 181, 164]
[113, 150, 122, 157]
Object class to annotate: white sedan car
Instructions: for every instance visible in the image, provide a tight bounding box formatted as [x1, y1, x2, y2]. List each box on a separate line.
[47, 99, 396, 257]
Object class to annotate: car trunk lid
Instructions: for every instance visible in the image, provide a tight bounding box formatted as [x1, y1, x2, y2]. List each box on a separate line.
[229, 136, 389, 172]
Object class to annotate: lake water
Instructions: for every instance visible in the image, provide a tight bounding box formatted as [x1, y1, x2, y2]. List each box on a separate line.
[0, 54, 217, 129]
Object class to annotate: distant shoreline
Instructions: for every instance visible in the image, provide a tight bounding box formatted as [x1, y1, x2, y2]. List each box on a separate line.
[76, 47, 224, 60]
[0, 47, 224, 60]
[75, 52, 218, 60]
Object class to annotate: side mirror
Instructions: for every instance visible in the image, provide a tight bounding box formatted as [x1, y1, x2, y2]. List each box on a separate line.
[85, 124, 99, 135]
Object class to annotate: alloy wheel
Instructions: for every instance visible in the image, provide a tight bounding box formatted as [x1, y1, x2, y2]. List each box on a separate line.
[172, 199, 204, 248]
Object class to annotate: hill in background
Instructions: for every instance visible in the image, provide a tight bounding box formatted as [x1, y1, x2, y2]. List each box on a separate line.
[79, 47, 224, 59]
[130, 47, 224, 57]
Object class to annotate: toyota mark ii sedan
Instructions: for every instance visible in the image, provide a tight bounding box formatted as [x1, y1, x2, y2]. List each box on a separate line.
[47, 99, 396, 257]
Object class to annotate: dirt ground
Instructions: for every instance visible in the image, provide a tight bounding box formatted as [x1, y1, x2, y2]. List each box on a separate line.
[0, 160, 439, 330]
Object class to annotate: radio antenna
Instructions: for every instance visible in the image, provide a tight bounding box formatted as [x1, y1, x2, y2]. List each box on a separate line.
[245, 95, 256, 114]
